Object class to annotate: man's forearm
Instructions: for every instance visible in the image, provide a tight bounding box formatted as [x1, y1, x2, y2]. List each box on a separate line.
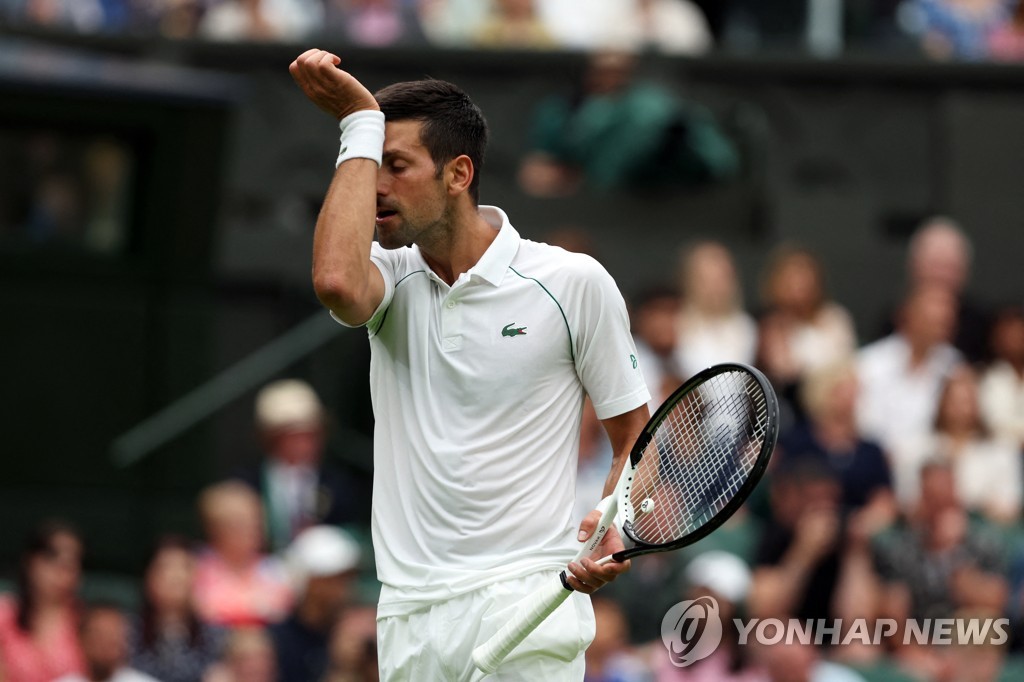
[312, 158, 380, 324]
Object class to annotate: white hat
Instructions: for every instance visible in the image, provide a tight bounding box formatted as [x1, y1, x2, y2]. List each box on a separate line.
[287, 526, 361, 590]
[255, 379, 323, 432]
[684, 551, 751, 603]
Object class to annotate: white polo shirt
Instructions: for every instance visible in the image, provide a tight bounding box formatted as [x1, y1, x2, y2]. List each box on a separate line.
[338, 206, 649, 617]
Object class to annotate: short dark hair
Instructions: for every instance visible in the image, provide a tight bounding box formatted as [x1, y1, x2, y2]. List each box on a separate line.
[375, 79, 489, 203]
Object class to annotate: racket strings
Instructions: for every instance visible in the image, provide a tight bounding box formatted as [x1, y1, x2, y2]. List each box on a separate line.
[628, 371, 770, 546]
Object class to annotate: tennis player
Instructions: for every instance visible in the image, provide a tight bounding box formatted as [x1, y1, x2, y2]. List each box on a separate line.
[290, 49, 651, 680]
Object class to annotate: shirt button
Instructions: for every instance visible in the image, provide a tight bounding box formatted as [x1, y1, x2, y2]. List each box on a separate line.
[446, 300, 456, 309]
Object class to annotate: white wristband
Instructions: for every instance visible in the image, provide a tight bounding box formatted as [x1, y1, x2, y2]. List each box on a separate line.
[336, 110, 385, 168]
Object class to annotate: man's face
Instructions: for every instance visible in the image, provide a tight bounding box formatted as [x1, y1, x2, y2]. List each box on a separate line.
[903, 286, 957, 348]
[266, 426, 324, 467]
[375, 120, 451, 250]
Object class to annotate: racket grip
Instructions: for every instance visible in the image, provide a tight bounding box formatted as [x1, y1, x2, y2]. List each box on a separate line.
[472, 574, 573, 673]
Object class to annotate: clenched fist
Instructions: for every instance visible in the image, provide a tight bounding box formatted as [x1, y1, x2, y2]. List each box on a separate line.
[289, 49, 379, 120]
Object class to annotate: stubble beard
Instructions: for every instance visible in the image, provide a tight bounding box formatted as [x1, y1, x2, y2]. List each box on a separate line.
[377, 204, 453, 253]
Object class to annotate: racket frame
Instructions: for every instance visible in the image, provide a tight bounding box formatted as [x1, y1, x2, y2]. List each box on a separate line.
[611, 362, 778, 561]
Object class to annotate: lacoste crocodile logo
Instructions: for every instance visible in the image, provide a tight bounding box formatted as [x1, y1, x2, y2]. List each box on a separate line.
[502, 323, 527, 338]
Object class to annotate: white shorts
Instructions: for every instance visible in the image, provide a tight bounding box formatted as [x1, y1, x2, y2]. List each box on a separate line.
[377, 571, 596, 681]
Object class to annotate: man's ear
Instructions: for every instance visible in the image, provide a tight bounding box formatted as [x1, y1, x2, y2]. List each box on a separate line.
[446, 155, 475, 197]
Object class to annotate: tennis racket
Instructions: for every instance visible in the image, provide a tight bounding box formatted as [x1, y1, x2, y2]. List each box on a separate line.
[472, 362, 779, 673]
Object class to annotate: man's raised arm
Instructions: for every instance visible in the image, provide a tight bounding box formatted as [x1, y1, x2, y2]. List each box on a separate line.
[289, 49, 386, 326]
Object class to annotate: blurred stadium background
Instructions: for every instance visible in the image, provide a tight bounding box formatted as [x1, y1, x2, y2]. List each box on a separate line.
[3, 1, 1024, 680]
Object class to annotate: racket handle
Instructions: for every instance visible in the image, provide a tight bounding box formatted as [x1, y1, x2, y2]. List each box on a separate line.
[473, 495, 618, 673]
[472, 574, 573, 673]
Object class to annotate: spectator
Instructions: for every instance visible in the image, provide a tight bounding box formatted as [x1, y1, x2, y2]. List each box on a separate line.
[653, 550, 764, 681]
[979, 306, 1024, 448]
[192, 481, 293, 627]
[0, 520, 85, 682]
[902, 0, 1011, 60]
[875, 460, 1006, 621]
[199, 0, 321, 42]
[989, 0, 1024, 59]
[757, 639, 868, 682]
[596, 0, 713, 55]
[518, 51, 738, 196]
[585, 597, 652, 682]
[748, 461, 880, 629]
[777, 361, 897, 520]
[673, 241, 757, 379]
[415, 0, 488, 47]
[323, 0, 427, 47]
[945, 607, 1013, 682]
[323, 604, 378, 682]
[883, 217, 990, 363]
[872, 461, 1006, 676]
[136, 0, 207, 38]
[129, 536, 225, 682]
[472, 0, 558, 48]
[756, 245, 857, 416]
[889, 366, 1022, 523]
[631, 285, 684, 411]
[202, 627, 277, 682]
[857, 284, 962, 455]
[12, 0, 106, 32]
[55, 604, 159, 682]
[270, 526, 361, 682]
[235, 379, 363, 553]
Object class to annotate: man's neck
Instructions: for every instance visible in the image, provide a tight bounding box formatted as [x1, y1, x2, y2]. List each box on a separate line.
[419, 204, 496, 286]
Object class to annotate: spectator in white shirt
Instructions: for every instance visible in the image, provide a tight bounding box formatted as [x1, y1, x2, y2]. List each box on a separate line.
[857, 284, 962, 455]
[880, 216, 991, 363]
[980, 306, 1024, 449]
[537, 0, 712, 53]
[200, 0, 321, 41]
[674, 240, 757, 379]
[890, 366, 1022, 523]
[756, 245, 857, 420]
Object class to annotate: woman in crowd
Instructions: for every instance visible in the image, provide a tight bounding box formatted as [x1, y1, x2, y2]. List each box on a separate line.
[0, 520, 84, 682]
[777, 360, 896, 521]
[130, 536, 225, 682]
[192, 481, 293, 627]
[891, 366, 1022, 523]
[980, 305, 1024, 449]
[756, 245, 857, 419]
[674, 240, 757, 379]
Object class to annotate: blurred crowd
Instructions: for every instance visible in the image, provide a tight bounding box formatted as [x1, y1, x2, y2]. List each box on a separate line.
[4, 216, 1024, 681]
[3, 0, 1024, 61]
[0, 380, 378, 682]
[570, 216, 1024, 681]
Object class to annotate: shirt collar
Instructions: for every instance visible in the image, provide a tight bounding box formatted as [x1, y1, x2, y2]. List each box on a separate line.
[466, 205, 520, 287]
[410, 205, 520, 287]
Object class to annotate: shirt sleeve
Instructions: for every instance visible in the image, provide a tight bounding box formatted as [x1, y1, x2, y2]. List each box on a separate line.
[329, 242, 396, 335]
[569, 255, 651, 420]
